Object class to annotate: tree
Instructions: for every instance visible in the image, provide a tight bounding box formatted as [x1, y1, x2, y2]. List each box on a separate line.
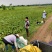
[9, 3, 14, 10]
[1, 4, 6, 10]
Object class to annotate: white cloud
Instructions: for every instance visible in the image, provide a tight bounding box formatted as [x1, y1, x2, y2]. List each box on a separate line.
[0, 0, 52, 6]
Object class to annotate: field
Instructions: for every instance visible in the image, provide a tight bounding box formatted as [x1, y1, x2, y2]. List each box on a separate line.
[0, 5, 52, 52]
[0, 5, 52, 39]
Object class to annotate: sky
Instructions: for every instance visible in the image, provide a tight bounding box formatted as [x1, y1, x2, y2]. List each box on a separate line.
[0, 0, 52, 6]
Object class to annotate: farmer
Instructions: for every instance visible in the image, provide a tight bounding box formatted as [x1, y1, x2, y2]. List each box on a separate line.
[42, 10, 47, 23]
[25, 17, 30, 37]
[2, 34, 19, 52]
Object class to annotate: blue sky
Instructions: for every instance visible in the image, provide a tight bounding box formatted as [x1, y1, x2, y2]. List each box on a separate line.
[0, 0, 52, 6]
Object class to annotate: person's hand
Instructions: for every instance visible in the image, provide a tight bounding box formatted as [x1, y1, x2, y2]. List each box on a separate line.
[26, 26, 28, 29]
[16, 48, 18, 52]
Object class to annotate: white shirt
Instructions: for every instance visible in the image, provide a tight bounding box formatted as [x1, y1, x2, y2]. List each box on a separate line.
[42, 12, 46, 18]
[25, 21, 29, 28]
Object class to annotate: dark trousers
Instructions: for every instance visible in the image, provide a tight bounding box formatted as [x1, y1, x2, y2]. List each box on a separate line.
[2, 38, 15, 50]
[43, 18, 46, 23]
[25, 28, 29, 37]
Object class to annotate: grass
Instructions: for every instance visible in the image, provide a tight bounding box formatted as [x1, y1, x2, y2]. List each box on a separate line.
[0, 5, 52, 39]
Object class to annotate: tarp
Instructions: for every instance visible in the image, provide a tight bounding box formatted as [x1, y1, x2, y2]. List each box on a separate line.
[31, 40, 52, 52]
[19, 44, 42, 52]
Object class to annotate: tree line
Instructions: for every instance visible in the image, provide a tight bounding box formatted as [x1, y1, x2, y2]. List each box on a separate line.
[0, 4, 15, 10]
[0, 3, 52, 10]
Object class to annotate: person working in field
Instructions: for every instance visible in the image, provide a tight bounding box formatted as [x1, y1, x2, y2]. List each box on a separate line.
[25, 17, 30, 37]
[2, 34, 28, 52]
[42, 10, 47, 23]
[2, 34, 19, 52]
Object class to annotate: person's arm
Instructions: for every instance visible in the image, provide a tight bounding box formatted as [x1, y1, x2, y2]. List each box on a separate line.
[27, 21, 30, 26]
[14, 41, 18, 52]
[14, 37, 18, 52]
[26, 21, 29, 29]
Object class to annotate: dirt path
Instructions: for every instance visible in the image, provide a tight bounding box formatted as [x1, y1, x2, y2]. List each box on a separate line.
[30, 16, 52, 43]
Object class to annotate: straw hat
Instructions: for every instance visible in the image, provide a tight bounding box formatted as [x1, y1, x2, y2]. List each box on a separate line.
[15, 34, 19, 37]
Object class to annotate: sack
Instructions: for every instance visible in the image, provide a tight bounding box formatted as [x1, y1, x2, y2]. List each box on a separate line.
[19, 36, 28, 45]
[16, 38, 25, 48]
[16, 36, 28, 48]
[19, 44, 42, 52]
